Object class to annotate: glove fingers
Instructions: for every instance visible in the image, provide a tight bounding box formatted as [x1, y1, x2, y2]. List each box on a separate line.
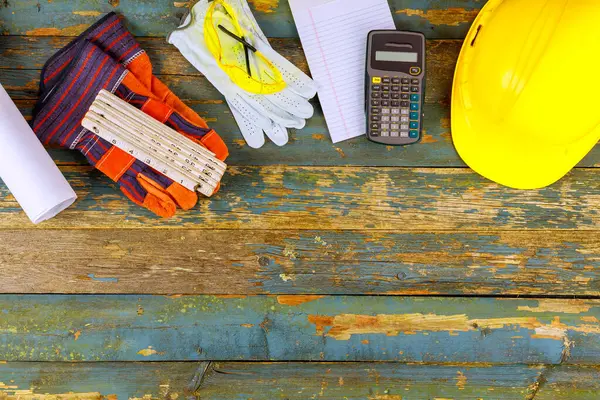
[265, 90, 314, 119]
[119, 170, 177, 218]
[243, 93, 305, 129]
[229, 102, 266, 148]
[141, 168, 199, 211]
[264, 123, 289, 147]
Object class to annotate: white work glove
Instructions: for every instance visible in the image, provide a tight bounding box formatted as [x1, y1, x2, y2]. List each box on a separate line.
[168, 0, 318, 148]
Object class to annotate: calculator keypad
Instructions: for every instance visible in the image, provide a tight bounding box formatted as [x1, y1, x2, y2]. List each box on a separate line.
[369, 75, 421, 142]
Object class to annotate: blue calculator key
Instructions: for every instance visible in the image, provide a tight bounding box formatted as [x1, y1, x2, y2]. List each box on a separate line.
[410, 121, 419, 129]
[410, 112, 419, 120]
[410, 94, 420, 102]
[410, 103, 419, 111]
[409, 130, 419, 138]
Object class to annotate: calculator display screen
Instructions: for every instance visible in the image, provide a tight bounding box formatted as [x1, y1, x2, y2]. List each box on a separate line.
[375, 51, 418, 63]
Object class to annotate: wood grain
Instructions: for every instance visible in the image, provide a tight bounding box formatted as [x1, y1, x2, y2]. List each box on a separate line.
[0, 166, 599, 230]
[0, 362, 546, 400]
[1, 229, 599, 296]
[0, 0, 485, 39]
[3, 362, 600, 399]
[1, 295, 600, 363]
[0, 362, 197, 400]
[198, 362, 543, 399]
[535, 365, 600, 399]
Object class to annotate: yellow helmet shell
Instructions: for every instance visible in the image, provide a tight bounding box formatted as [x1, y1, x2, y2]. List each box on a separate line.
[452, 0, 600, 189]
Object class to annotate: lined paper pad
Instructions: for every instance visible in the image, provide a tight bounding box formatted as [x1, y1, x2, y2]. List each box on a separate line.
[290, 0, 395, 143]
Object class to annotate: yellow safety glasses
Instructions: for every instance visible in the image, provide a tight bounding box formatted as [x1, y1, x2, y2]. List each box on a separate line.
[204, 0, 286, 94]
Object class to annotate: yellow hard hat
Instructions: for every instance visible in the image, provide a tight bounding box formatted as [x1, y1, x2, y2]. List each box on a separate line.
[452, 0, 600, 189]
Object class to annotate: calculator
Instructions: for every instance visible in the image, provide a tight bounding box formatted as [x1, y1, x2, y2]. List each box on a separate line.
[366, 30, 426, 145]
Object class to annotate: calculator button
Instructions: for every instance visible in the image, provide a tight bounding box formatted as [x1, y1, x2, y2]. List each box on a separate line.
[411, 86, 419, 92]
[410, 94, 420, 102]
[371, 108, 380, 114]
[372, 92, 381, 99]
[371, 131, 379, 136]
[401, 86, 409, 92]
[381, 100, 390, 106]
[371, 115, 381, 121]
[391, 124, 399, 130]
[382, 85, 390, 91]
[392, 77, 401, 84]
[401, 116, 409, 122]
[411, 79, 419, 85]
[410, 103, 419, 111]
[410, 112, 419, 120]
[391, 116, 400, 122]
[401, 109, 409, 115]
[410, 67, 422, 75]
[401, 124, 409, 130]
[372, 77, 382, 84]
[409, 130, 419, 138]
[371, 100, 380, 106]
[371, 123, 379, 129]
[391, 109, 400, 115]
[401, 93, 409, 100]
[392, 86, 400, 92]
[381, 108, 390, 114]
[381, 123, 390, 130]
[401, 78, 409, 84]
[381, 130, 390, 137]
[391, 131, 399, 137]
[392, 101, 400, 107]
[381, 116, 390, 122]
[400, 131, 409, 138]
[392, 93, 400, 99]
[382, 77, 391, 84]
[372, 85, 381, 91]
[410, 121, 419, 129]
[401, 101, 409, 107]
[381, 93, 390, 99]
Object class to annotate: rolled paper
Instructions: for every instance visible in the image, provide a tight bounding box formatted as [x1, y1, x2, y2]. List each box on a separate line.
[0, 83, 77, 224]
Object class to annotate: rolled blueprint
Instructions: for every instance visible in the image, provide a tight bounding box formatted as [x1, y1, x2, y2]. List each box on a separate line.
[0, 83, 77, 224]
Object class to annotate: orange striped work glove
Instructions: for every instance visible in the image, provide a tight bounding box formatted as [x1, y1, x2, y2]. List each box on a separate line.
[32, 41, 227, 218]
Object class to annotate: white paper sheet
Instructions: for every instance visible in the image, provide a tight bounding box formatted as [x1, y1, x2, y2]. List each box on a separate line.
[0, 83, 77, 224]
[289, 0, 395, 143]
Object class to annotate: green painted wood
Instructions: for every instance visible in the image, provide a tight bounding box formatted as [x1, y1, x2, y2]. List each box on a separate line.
[199, 362, 542, 399]
[1, 166, 600, 229]
[0, 0, 485, 39]
[535, 366, 600, 399]
[0, 362, 197, 399]
[1, 229, 600, 296]
[0, 295, 599, 363]
[0, 362, 547, 400]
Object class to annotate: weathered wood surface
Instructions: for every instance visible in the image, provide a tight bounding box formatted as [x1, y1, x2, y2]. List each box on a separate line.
[0, 362, 551, 400]
[1, 166, 599, 230]
[3, 362, 600, 399]
[0, 0, 485, 39]
[535, 365, 600, 399]
[1, 229, 600, 296]
[2, 37, 599, 168]
[0, 362, 197, 400]
[1, 295, 600, 363]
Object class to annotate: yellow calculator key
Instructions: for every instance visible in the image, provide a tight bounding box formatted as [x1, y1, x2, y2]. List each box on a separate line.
[372, 77, 382, 84]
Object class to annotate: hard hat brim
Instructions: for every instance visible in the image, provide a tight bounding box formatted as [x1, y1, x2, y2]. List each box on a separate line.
[451, 98, 600, 189]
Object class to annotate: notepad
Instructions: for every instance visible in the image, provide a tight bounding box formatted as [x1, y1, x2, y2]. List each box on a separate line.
[289, 0, 395, 143]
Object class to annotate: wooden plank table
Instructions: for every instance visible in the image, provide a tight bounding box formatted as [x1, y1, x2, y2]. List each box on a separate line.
[1, 1, 599, 398]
